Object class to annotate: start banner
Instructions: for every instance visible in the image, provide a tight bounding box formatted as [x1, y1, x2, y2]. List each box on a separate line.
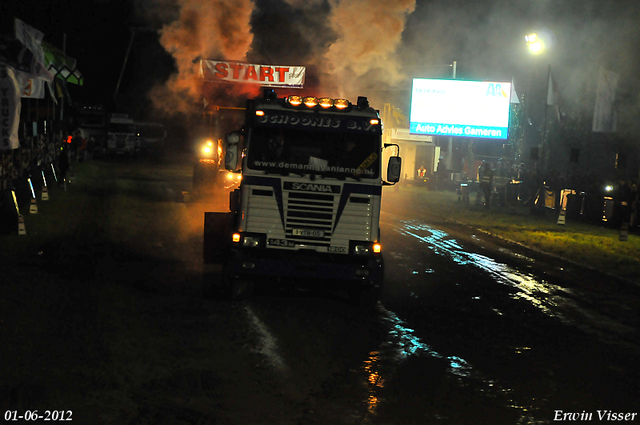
[200, 60, 305, 88]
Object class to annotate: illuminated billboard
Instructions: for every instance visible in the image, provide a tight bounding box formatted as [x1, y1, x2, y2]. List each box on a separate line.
[409, 78, 511, 140]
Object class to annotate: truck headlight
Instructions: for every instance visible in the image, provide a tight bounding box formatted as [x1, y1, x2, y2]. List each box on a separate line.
[232, 232, 265, 249]
[242, 236, 261, 248]
[350, 241, 382, 256]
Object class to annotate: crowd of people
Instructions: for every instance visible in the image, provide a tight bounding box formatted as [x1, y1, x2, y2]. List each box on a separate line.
[471, 158, 640, 229]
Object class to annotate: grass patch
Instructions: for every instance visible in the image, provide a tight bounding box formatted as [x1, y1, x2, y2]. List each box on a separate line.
[395, 186, 640, 282]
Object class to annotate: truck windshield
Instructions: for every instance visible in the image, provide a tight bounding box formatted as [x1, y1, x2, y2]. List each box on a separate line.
[247, 127, 380, 179]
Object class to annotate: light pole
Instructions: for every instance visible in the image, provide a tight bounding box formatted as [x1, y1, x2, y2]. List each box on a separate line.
[524, 33, 546, 171]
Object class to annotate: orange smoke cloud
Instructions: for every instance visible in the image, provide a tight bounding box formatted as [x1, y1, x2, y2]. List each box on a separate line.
[150, 0, 255, 117]
[320, 0, 416, 106]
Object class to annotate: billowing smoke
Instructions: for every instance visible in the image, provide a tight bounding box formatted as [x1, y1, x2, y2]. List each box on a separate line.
[319, 0, 416, 107]
[147, 0, 256, 118]
[144, 0, 416, 119]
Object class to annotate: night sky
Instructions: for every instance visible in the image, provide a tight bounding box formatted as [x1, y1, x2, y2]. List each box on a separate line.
[3, 0, 640, 126]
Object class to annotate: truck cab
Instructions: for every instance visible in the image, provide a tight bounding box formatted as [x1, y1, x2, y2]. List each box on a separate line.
[106, 114, 138, 156]
[204, 90, 401, 304]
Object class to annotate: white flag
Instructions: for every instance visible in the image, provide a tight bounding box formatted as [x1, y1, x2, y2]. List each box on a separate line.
[14, 19, 46, 69]
[0, 66, 22, 150]
[14, 19, 53, 82]
[592, 68, 619, 133]
[510, 79, 520, 104]
[17, 72, 45, 98]
[546, 69, 565, 121]
[546, 71, 559, 106]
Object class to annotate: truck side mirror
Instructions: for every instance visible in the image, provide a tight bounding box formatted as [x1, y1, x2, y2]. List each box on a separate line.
[387, 156, 402, 183]
[226, 132, 241, 145]
[225, 145, 238, 171]
[224, 131, 242, 171]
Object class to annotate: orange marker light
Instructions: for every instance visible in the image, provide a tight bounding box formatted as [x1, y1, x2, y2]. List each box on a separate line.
[334, 99, 349, 109]
[319, 97, 333, 108]
[373, 243, 382, 254]
[232, 233, 241, 243]
[256, 110, 265, 116]
[288, 95, 303, 106]
[303, 97, 318, 107]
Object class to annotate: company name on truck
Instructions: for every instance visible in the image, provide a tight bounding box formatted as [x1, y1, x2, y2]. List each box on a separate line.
[257, 113, 379, 133]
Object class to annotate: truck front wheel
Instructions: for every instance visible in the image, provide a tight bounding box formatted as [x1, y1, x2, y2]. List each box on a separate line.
[223, 267, 254, 300]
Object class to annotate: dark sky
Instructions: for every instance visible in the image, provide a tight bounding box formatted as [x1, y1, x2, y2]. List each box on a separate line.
[3, 0, 640, 122]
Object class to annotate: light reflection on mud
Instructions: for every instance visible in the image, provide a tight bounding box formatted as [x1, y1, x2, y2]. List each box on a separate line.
[397, 220, 571, 321]
[393, 219, 637, 345]
[361, 307, 477, 416]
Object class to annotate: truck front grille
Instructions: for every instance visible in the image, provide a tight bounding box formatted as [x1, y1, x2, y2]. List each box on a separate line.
[285, 192, 334, 246]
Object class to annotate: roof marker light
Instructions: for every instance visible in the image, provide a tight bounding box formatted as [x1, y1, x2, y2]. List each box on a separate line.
[319, 97, 333, 108]
[288, 95, 303, 106]
[303, 97, 318, 107]
[334, 99, 349, 110]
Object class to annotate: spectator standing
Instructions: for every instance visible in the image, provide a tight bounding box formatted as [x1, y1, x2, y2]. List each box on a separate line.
[436, 156, 445, 190]
[480, 162, 494, 208]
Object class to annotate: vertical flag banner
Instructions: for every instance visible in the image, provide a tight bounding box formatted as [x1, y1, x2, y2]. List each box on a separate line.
[592, 68, 619, 133]
[14, 19, 46, 70]
[0, 35, 53, 82]
[510, 79, 520, 104]
[546, 70, 565, 122]
[0, 66, 22, 150]
[13, 19, 54, 82]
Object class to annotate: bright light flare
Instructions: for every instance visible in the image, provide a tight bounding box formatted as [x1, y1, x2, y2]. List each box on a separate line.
[525, 33, 544, 54]
[373, 243, 382, 254]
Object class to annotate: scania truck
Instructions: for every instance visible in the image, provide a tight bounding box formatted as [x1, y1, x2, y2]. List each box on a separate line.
[204, 89, 401, 305]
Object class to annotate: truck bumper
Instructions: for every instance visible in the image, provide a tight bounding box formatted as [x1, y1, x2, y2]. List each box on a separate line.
[227, 248, 383, 287]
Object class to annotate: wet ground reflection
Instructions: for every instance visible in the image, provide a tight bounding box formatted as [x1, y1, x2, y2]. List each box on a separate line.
[377, 305, 472, 377]
[393, 219, 636, 339]
[360, 306, 482, 419]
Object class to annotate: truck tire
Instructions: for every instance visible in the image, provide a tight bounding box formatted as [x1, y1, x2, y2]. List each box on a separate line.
[223, 267, 254, 300]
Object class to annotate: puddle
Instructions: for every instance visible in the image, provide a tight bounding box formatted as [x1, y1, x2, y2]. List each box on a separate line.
[393, 219, 637, 346]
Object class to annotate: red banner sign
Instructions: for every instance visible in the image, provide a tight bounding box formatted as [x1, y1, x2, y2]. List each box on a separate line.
[200, 60, 305, 88]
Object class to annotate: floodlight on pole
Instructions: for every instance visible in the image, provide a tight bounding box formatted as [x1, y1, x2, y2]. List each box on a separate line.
[525, 33, 544, 54]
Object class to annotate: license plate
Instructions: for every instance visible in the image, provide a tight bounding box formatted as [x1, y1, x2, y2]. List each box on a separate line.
[268, 238, 295, 247]
[292, 228, 325, 238]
